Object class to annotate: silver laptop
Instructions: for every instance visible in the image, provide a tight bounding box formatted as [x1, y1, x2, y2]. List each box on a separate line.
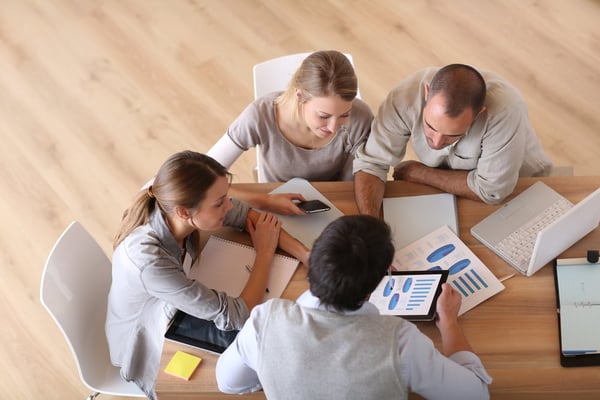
[471, 181, 600, 276]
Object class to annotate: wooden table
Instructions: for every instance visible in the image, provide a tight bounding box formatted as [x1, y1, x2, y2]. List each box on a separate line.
[156, 176, 600, 400]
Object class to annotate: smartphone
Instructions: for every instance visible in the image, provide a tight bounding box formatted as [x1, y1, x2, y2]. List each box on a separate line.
[296, 200, 331, 214]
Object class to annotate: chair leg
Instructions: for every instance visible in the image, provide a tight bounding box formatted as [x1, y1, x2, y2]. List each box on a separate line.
[86, 392, 100, 400]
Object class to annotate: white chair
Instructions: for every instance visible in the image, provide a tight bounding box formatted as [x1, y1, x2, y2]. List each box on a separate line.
[251, 52, 359, 181]
[40, 221, 146, 400]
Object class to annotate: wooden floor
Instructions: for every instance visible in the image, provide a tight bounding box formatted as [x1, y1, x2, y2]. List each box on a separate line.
[2, 1, 599, 398]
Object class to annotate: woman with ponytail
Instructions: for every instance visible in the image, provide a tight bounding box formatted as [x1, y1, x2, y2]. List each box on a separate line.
[105, 150, 309, 399]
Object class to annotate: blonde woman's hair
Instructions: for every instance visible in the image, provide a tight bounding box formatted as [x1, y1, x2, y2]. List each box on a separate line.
[113, 151, 231, 249]
[275, 50, 358, 124]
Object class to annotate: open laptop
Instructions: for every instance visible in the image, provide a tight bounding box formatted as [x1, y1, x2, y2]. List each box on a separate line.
[471, 181, 600, 276]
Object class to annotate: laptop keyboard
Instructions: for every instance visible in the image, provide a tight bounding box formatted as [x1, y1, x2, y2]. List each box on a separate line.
[496, 196, 574, 271]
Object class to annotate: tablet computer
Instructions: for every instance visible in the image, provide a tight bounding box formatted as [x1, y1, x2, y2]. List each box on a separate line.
[164, 310, 239, 354]
[369, 270, 448, 321]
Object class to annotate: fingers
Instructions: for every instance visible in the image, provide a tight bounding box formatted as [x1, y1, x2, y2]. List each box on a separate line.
[255, 212, 281, 232]
[289, 193, 307, 202]
[437, 283, 461, 318]
[265, 193, 306, 215]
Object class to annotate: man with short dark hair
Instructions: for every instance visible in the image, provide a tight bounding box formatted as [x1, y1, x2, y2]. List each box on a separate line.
[354, 64, 552, 216]
[216, 215, 491, 399]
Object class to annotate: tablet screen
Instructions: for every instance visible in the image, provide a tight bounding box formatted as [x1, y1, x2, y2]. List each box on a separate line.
[369, 270, 448, 321]
[164, 311, 239, 354]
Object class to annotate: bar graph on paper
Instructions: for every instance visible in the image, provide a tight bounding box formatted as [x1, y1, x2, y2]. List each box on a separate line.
[391, 225, 505, 315]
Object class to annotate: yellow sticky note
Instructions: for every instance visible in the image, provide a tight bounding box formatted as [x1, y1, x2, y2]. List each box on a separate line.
[164, 350, 202, 380]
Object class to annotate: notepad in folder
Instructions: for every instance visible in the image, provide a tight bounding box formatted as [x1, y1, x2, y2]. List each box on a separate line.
[554, 257, 600, 367]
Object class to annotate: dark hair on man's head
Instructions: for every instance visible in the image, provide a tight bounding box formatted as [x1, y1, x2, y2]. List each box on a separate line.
[428, 64, 486, 117]
[308, 215, 395, 311]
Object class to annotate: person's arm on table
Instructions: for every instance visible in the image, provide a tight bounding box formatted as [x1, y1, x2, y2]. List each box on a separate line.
[230, 187, 306, 215]
[407, 283, 492, 399]
[240, 213, 280, 310]
[353, 171, 386, 218]
[435, 283, 473, 355]
[208, 134, 307, 215]
[248, 209, 310, 267]
[393, 161, 480, 202]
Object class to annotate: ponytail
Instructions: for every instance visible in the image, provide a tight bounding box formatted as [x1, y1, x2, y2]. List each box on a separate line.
[113, 150, 230, 250]
[113, 188, 156, 249]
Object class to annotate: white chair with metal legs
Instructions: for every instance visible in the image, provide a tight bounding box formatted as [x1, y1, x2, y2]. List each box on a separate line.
[40, 221, 146, 399]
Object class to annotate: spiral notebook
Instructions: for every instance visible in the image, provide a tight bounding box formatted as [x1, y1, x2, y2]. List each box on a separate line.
[189, 235, 300, 300]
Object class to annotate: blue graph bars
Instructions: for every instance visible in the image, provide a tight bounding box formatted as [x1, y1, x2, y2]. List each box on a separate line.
[451, 268, 489, 297]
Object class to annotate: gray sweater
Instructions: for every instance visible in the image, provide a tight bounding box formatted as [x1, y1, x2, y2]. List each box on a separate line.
[257, 300, 407, 399]
[354, 67, 552, 204]
[105, 199, 249, 399]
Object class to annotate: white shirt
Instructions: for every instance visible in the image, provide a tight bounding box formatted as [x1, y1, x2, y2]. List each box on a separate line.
[216, 291, 492, 399]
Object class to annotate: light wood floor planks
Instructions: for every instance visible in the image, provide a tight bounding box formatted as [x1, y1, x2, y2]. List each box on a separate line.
[1, 1, 599, 398]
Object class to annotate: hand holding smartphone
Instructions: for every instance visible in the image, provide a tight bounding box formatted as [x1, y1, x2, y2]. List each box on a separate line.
[296, 200, 331, 214]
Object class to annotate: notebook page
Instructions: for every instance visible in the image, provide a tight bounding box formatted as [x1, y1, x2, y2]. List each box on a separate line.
[189, 236, 299, 301]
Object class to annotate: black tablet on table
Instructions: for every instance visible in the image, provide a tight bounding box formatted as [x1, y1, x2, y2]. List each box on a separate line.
[369, 270, 448, 321]
[164, 310, 239, 354]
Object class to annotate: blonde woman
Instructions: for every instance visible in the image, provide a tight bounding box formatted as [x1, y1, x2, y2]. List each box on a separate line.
[208, 50, 373, 182]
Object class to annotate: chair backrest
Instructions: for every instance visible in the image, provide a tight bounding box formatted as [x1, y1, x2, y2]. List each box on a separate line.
[40, 221, 144, 397]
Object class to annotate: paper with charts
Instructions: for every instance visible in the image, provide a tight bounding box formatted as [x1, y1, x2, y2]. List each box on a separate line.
[391, 225, 504, 315]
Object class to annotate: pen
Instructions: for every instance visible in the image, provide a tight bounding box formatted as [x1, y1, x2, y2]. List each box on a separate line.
[499, 272, 516, 282]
